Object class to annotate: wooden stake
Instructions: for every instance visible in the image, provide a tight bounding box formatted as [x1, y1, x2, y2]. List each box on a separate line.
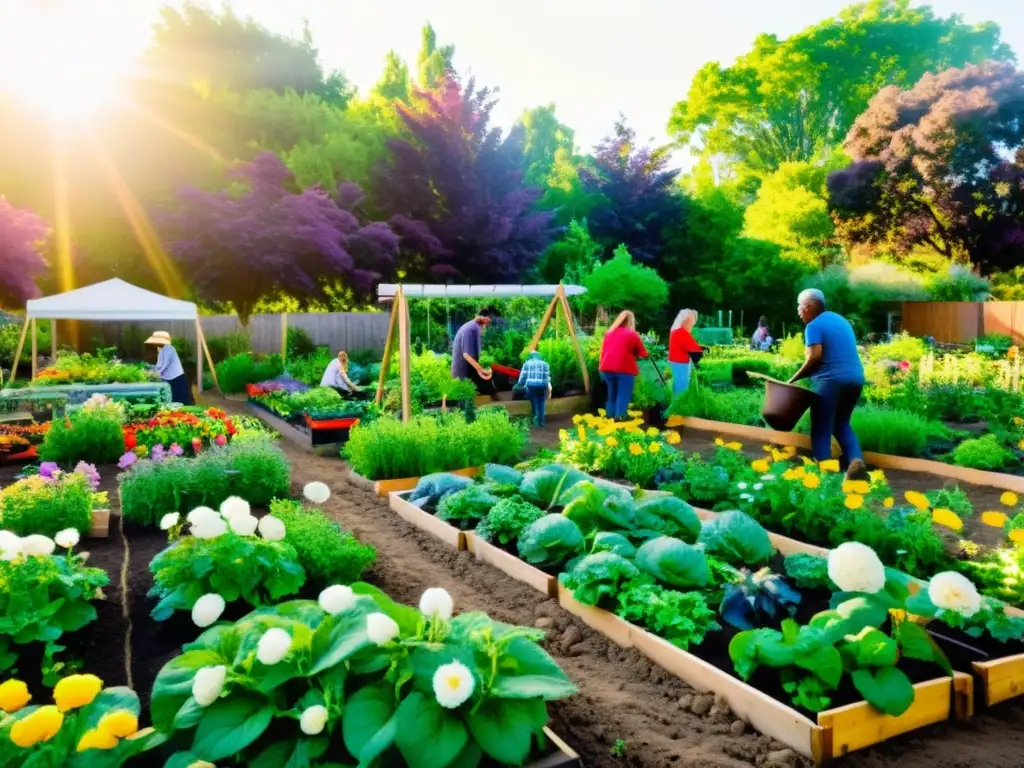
[196, 319, 203, 393]
[196, 321, 221, 393]
[556, 285, 590, 394]
[51, 321, 57, 359]
[7, 317, 30, 386]
[527, 293, 559, 352]
[397, 286, 412, 424]
[281, 313, 288, 361]
[31, 319, 37, 380]
[374, 298, 400, 406]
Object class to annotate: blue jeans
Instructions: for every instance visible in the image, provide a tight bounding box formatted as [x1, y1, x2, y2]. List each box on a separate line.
[810, 381, 863, 465]
[601, 372, 636, 419]
[526, 384, 548, 426]
[669, 361, 692, 397]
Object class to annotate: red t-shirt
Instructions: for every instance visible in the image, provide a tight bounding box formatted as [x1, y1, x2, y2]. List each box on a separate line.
[599, 327, 649, 376]
[669, 327, 702, 364]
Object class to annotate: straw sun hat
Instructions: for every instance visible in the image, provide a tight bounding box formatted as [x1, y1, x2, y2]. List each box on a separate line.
[144, 331, 172, 346]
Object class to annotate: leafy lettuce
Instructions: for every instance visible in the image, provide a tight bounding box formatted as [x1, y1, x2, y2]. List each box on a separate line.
[698, 510, 774, 566]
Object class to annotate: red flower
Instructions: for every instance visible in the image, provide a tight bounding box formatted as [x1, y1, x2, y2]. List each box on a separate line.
[124, 433, 137, 450]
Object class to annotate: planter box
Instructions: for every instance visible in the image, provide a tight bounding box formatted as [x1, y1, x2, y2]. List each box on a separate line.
[680, 416, 1024, 493]
[89, 508, 110, 538]
[466, 532, 558, 598]
[388, 491, 466, 550]
[482, 394, 590, 419]
[973, 653, 1024, 707]
[557, 584, 634, 648]
[348, 466, 481, 498]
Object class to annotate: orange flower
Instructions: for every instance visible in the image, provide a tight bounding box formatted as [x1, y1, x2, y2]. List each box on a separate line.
[844, 494, 864, 510]
[982, 511, 1008, 528]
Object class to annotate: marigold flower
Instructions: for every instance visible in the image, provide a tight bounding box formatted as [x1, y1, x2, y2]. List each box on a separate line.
[648, 442, 661, 454]
[982, 511, 1008, 528]
[53, 674, 102, 712]
[844, 494, 864, 510]
[883, 497, 894, 508]
[665, 431, 681, 445]
[646, 427, 659, 438]
[750, 459, 771, 474]
[77, 728, 119, 751]
[628, 443, 643, 456]
[724, 442, 742, 451]
[842, 480, 870, 495]
[714, 437, 724, 447]
[1001, 492, 1019, 508]
[97, 710, 139, 739]
[605, 437, 618, 448]
[931, 508, 962, 531]
[0, 680, 31, 713]
[905, 491, 930, 510]
[1010, 530, 1024, 545]
[802, 474, 820, 489]
[818, 460, 840, 473]
[10, 705, 63, 747]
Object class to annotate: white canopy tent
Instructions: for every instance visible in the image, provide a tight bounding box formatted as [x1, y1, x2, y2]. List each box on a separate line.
[7, 279, 220, 392]
[377, 283, 586, 300]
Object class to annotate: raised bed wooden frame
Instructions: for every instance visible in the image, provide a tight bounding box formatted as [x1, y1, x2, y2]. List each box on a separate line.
[466, 532, 558, 598]
[387, 490, 466, 550]
[350, 466, 481, 498]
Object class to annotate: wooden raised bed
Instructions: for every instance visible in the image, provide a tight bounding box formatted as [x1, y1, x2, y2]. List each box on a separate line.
[89, 508, 111, 538]
[558, 585, 634, 648]
[349, 466, 481, 498]
[676, 416, 1024, 493]
[973, 653, 1024, 707]
[481, 393, 590, 419]
[466, 532, 558, 598]
[388, 491, 467, 550]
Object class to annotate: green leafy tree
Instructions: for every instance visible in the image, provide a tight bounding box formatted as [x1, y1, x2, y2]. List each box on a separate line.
[537, 219, 601, 283]
[375, 50, 413, 103]
[538, 149, 602, 225]
[668, 0, 1013, 184]
[584, 244, 669, 325]
[417, 23, 455, 88]
[516, 105, 576, 188]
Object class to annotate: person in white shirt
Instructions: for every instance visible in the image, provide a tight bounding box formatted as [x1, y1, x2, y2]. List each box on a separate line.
[145, 331, 192, 405]
[320, 350, 359, 394]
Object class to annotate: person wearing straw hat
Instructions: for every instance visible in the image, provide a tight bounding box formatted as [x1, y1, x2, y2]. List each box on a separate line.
[145, 331, 193, 405]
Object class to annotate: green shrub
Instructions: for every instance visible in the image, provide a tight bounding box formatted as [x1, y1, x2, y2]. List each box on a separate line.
[344, 411, 526, 480]
[286, 350, 334, 387]
[0, 321, 52, 369]
[866, 332, 928, 364]
[286, 326, 318, 358]
[778, 334, 806, 362]
[667, 386, 763, 426]
[0, 472, 95, 537]
[951, 435, 1014, 471]
[205, 330, 252, 363]
[39, 409, 125, 466]
[847, 406, 935, 457]
[269, 498, 376, 585]
[120, 437, 290, 526]
[215, 352, 285, 394]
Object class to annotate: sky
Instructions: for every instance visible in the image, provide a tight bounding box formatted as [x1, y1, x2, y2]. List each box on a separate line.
[2, 0, 1022, 156]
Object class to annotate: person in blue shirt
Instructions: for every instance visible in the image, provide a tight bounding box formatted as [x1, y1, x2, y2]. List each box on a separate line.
[516, 350, 552, 427]
[787, 289, 866, 480]
[146, 331, 193, 405]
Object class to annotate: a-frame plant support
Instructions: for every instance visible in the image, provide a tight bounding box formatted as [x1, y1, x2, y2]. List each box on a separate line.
[374, 284, 413, 423]
[526, 283, 590, 394]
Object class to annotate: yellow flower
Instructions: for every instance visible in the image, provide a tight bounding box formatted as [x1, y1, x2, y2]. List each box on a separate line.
[802, 474, 821, 489]
[1001, 492, 1019, 508]
[819, 460, 840, 473]
[725, 442, 742, 451]
[931, 508, 962, 531]
[628, 443, 643, 456]
[842, 480, 870, 495]
[904, 491, 930, 510]
[800, 455, 814, 466]
[750, 459, 771, 473]
[665, 415, 685, 427]
[627, 410, 641, 417]
[770, 449, 790, 462]
[665, 431, 681, 445]
[97, 710, 138, 739]
[0, 680, 31, 714]
[714, 437, 725, 447]
[605, 437, 618, 448]
[883, 497, 894, 509]
[10, 705, 64, 748]
[781, 445, 797, 457]
[844, 494, 864, 510]
[869, 470, 887, 484]
[558, 429, 568, 443]
[782, 467, 806, 481]
[598, 409, 606, 417]
[648, 442, 661, 454]
[982, 511, 1009, 528]
[53, 674, 103, 712]
[646, 427, 659, 437]
[762, 444, 773, 453]
[577, 425, 587, 442]
[77, 728, 119, 752]
[572, 415, 583, 424]
[1010, 530, 1024, 545]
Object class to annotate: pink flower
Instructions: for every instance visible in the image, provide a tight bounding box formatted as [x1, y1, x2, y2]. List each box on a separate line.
[118, 452, 138, 470]
[214, 435, 227, 446]
[898, 360, 910, 370]
[169, 443, 184, 457]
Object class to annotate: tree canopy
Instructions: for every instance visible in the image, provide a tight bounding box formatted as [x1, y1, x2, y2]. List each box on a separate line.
[0, 196, 49, 306]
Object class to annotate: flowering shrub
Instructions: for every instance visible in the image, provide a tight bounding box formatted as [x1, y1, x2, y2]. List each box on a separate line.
[150, 585, 575, 765]
[29, 351, 156, 387]
[0, 530, 108, 682]
[39, 408, 126, 466]
[124, 406, 237, 455]
[0, 674, 163, 764]
[149, 498, 305, 621]
[558, 412, 680, 486]
[0, 464, 104, 537]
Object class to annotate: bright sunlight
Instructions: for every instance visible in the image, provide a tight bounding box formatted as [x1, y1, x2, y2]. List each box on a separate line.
[0, 2, 140, 122]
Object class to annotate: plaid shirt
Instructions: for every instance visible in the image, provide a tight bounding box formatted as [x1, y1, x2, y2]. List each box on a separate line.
[517, 357, 550, 388]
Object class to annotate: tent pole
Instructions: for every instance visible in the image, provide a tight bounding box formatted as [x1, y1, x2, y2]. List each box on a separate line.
[51, 321, 57, 359]
[196, 321, 221, 394]
[31, 320, 37, 380]
[196, 319, 204, 394]
[397, 286, 412, 424]
[8, 318, 30, 386]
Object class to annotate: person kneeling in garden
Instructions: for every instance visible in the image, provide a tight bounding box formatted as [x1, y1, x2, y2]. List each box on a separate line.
[516, 349, 552, 427]
[788, 288, 867, 480]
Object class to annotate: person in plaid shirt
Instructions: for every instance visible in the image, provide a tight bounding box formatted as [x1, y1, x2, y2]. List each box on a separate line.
[516, 350, 552, 427]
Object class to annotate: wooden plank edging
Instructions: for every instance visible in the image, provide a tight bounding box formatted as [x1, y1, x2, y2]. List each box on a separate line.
[972, 653, 1024, 707]
[349, 467, 482, 498]
[388, 491, 466, 550]
[465, 532, 558, 598]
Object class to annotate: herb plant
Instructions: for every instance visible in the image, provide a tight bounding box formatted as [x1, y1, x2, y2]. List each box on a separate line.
[269, 499, 375, 587]
[39, 409, 125, 466]
[783, 553, 833, 591]
[616, 580, 720, 650]
[0, 471, 97, 538]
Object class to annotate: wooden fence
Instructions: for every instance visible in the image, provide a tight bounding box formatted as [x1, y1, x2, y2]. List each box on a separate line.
[901, 301, 1024, 345]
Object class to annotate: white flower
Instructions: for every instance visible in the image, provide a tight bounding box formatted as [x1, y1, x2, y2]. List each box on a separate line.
[303, 482, 331, 504]
[928, 572, 982, 618]
[193, 665, 227, 706]
[736, 482, 748, 490]
[299, 704, 328, 735]
[187, 506, 218, 525]
[258, 515, 286, 542]
[55, 528, 80, 549]
[229, 515, 259, 536]
[828, 542, 886, 594]
[192, 593, 226, 628]
[219, 496, 251, 520]
[366, 613, 400, 645]
[753, 483, 763, 491]
[159, 512, 180, 530]
[739, 493, 754, 502]
[22, 534, 55, 557]
[0, 531, 22, 561]
[432, 661, 475, 709]
[419, 587, 454, 621]
[256, 628, 292, 665]
[761, 474, 777, 481]
[192, 515, 228, 540]
[319, 585, 357, 616]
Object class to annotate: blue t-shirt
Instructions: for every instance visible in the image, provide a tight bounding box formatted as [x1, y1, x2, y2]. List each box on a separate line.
[804, 312, 864, 386]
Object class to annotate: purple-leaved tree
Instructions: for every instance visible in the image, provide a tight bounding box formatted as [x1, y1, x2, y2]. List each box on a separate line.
[828, 62, 1024, 272]
[0, 197, 49, 307]
[158, 153, 401, 321]
[375, 76, 557, 282]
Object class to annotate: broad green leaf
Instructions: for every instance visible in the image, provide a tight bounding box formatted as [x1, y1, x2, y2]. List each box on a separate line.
[352, 583, 421, 636]
[853, 628, 898, 668]
[851, 667, 915, 717]
[191, 696, 274, 761]
[309, 614, 371, 676]
[343, 683, 397, 763]
[150, 650, 225, 732]
[395, 691, 468, 768]
[173, 698, 206, 730]
[467, 699, 536, 765]
[492, 638, 578, 700]
[53, 600, 97, 632]
[897, 620, 951, 674]
[249, 739, 312, 768]
[796, 645, 843, 689]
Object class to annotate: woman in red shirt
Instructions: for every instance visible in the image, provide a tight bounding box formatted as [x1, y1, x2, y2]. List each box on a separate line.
[599, 311, 649, 419]
[668, 309, 702, 396]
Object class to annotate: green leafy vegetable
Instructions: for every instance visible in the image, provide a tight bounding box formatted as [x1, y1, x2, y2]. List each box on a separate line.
[616, 581, 719, 650]
[698, 510, 774, 566]
[436, 486, 500, 529]
[475, 497, 545, 546]
[517, 515, 585, 567]
[633, 495, 701, 542]
[559, 552, 641, 606]
[635, 536, 710, 589]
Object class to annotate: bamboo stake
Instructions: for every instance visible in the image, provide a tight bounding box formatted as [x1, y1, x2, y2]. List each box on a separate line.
[397, 287, 412, 424]
[374, 297, 399, 406]
[557, 285, 590, 394]
[527, 293, 560, 353]
[196, 319, 204, 393]
[51, 321, 56, 359]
